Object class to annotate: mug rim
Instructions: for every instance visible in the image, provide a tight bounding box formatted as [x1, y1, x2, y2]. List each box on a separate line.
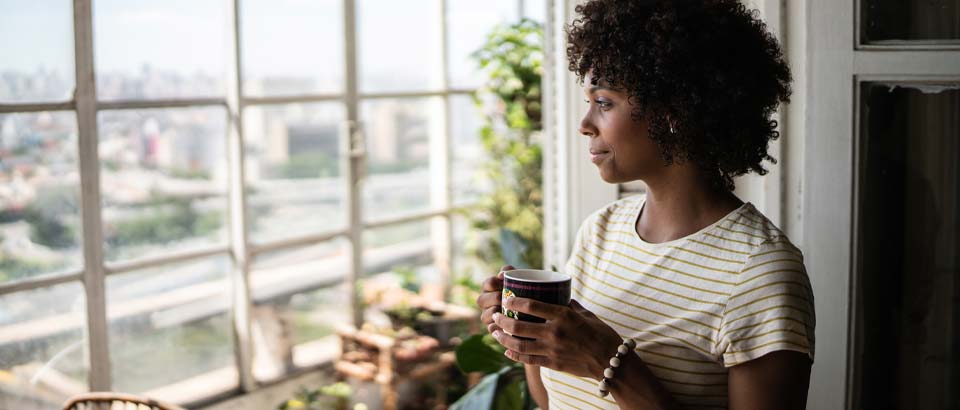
[503, 269, 570, 283]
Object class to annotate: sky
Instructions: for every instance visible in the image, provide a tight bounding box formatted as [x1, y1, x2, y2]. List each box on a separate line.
[0, 0, 542, 89]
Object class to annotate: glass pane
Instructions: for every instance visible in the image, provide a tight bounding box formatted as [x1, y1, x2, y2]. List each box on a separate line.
[250, 240, 349, 381]
[99, 107, 228, 262]
[522, 0, 547, 25]
[0, 282, 87, 410]
[855, 83, 960, 409]
[94, 0, 228, 100]
[0, 112, 82, 283]
[450, 214, 485, 307]
[363, 219, 436, 277]
[241, 0, 344, 97]
[862, 0, 960, 43]
[362, 219, 444, 330]
[447, 0, 518, 89]
[244, 103, 346, 244]
[358, 0, 442, 92]
[361, 98, 440, 221]
[0, 1, 74, 103]
[450, 95, 493, 207]
[107, 256, 235, 403]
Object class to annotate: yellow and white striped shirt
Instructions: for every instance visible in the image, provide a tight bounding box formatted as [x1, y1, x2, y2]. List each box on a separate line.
[541, 195, 815, 410]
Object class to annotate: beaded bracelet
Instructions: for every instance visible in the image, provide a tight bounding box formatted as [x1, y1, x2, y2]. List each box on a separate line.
[598, 338, 637, 397]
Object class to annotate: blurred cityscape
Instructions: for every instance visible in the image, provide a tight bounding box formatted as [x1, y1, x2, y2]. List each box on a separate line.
[0, 0, 533, 406]
[0, 67, 487, 408]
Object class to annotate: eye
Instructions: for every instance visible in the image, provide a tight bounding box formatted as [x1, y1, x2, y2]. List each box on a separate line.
[585, 98, 612, 110]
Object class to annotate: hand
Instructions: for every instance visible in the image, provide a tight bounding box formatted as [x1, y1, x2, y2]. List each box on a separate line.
[489, 297, 625, 380]
[476, 265, 514, 331]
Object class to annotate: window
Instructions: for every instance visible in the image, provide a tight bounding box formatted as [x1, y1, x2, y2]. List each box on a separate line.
[853, 82, 960, 410]
[0, 0, 541, 408]
[859, 0, 960, 45]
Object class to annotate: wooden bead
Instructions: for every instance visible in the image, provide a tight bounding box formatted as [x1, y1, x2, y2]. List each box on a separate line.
[625, 338, 637, 349]
[617, 344, 629, 355]
[604, 367, 615, 378]
[609, 356, 621, 368]
[599, 379, 610, 391]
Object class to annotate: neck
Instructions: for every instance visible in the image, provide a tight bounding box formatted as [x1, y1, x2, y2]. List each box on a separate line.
[635, 166, 742, 243]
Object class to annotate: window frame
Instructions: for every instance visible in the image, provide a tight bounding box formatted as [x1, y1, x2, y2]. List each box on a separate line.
[0, 0, 537, 405]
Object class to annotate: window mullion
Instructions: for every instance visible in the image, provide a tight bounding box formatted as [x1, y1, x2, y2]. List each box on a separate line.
[226, 0, 256, 392]
[434, 0, 453, 301]
[343, 0, 364, 328]
[74, 0, 111, 392]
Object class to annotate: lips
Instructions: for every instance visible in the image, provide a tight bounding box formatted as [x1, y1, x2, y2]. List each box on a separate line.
[589, 150, 610, 164]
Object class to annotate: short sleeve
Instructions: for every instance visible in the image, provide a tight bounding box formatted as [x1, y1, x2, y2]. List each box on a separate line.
[717, 239, 815, 367]
[563, 215, 593, 276]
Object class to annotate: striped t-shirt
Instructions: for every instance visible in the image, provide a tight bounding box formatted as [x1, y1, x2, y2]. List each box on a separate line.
[541, 195, 815, 410]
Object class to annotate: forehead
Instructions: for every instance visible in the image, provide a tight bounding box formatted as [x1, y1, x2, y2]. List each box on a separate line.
[583, 70, 621, 90]
[582, 76, 619, 95]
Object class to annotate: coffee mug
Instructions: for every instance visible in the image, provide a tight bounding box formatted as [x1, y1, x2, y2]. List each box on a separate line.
[501, 269, 572, 324]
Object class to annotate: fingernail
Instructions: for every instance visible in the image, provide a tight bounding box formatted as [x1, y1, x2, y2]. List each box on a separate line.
[492, 312, 501, 321]
[492, 330, 501, 339]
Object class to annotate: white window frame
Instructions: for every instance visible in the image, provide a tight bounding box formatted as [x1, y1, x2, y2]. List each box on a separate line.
[0, 0, 539, 405]
[796, 1, 960, 409]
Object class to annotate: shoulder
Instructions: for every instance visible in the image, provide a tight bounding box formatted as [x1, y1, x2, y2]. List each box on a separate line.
[585, 194, 644, 230]
[728, 203, 802, 255]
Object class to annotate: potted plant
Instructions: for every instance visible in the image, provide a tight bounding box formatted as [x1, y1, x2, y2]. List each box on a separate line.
[451, 18, 543, 410]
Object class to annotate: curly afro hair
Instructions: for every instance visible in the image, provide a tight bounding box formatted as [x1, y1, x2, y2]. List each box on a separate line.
[566, 0, 791, 190]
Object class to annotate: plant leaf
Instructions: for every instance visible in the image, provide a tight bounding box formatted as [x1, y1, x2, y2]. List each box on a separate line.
[455, 334, 510, 374]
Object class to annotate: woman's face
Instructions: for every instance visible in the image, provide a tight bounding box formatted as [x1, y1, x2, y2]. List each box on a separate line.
[580, 76, 664, 184]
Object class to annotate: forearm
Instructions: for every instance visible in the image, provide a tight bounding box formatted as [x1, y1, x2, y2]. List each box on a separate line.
[525, 364, 549, 410]
[604, 351, 679, 410]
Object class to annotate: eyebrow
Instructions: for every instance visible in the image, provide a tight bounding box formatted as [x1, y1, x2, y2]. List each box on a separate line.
[588, 85, 613, 93]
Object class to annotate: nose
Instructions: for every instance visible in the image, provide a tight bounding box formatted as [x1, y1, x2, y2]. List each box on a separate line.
[579, 110, 597, 138]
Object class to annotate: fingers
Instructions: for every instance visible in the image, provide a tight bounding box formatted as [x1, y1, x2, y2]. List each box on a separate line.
[479, 305, 500, 326]
[492, 311, 548, 339]
[492, 327, 549, 356]
[476, 291, 501, 311]
[480, 265, 514, 294]
[503, 297, 564, 321]
[480, 275, 503, 292]
[504, 349, 549, 366]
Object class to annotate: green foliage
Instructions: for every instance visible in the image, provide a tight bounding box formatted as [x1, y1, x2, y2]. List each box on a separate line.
[168, 167, 210, 180]
[369, 160, 423, 175]
[494, 379, 525, 410]
[22, 186, 78, 249]
[393, 265, 420, 293]
[271, 152, 339, 179]
[24, 207, 76, 249]
[107, 195, 222, 250]
[277, 382, 366, 410]
[466, 18, 544, 271]
[0, 255, 64, 282]
[455, 334, 516, 374]
[451, 20, 543, 410]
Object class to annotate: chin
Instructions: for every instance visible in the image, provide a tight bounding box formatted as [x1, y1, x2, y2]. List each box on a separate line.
[597, 169, 626, 184]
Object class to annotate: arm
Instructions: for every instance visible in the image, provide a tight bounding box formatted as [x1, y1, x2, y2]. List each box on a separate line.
[603, 350, 679, 410]
[727, 350, 812, 410]
[525, 364, 549, 410]
[605, 349, 812, 410]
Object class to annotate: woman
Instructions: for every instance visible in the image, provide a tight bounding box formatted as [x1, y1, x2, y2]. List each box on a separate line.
[476, 1, 815, 409]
